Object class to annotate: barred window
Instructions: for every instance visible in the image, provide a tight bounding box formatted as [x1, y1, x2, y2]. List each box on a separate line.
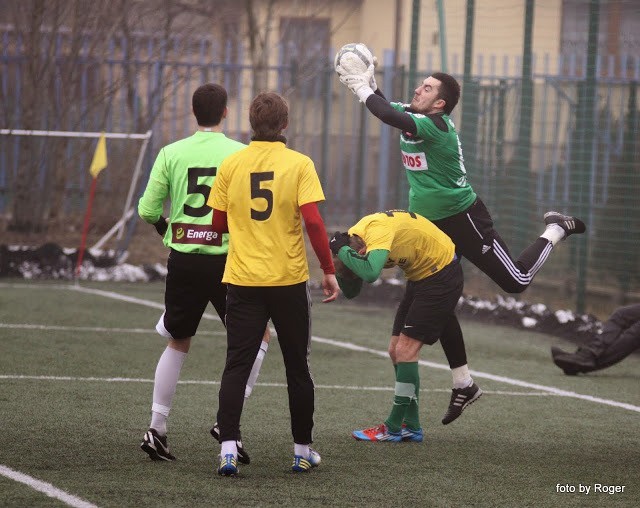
[561, 0, 640, 78]
[280, 17, 330, 93]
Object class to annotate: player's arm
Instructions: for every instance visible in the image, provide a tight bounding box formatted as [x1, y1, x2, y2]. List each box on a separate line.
[211, 209, 228, 234]
[208, 163, 230, 235]
[300, 202, 339, 303]
[365, 94, 417, 134]
[329, 232, 389, 283]
[339, 247, 388, 283]
[373, 88, 387, 101]
[341, 72, 417, 135]
[335, 272, 363, 299]
[301, 202, 335, 276]
[138, 150, 170, 236]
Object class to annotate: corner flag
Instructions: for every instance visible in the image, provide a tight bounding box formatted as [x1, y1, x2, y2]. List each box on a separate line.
[89, 134, 108, 177]
[76, 133, 108, 278]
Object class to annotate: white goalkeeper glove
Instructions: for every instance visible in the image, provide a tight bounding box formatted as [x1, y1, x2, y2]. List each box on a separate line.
[335, 53, 378, 91]
[340, 63, 375, 102]
[335, 44, 374, 76]
[369, 56, 379, 91]
[340, 73, 374, 103]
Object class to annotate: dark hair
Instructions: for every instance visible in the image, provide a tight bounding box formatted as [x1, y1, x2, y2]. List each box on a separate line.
[250, 92, 288, 142]
[332, 234, 366, 280]
[430, 72, 460, 115]
[192, 83, 227, 126]
[349, 234, 366, 252]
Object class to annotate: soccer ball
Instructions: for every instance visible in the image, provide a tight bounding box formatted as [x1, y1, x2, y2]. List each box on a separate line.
[334, 43, 373, 76]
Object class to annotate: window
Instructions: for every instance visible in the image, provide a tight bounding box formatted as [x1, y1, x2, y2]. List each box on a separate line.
[280, 17, 330, 88]
[560, 0, 640, 78]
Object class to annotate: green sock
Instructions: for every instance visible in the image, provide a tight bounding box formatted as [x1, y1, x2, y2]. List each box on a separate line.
[385, 362, 419, 433]
[404, 391, 421, 430]
[404, 363, 420, 429]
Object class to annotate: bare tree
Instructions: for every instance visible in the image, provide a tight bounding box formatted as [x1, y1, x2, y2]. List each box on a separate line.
[1, 0, 203, 233]
[0, 0, 359, 235]
[3, 1, 120, 231]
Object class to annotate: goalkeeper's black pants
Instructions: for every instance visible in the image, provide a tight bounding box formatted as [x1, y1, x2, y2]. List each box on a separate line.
[432, 198, 555, 368]
[217, 282, 315, 445]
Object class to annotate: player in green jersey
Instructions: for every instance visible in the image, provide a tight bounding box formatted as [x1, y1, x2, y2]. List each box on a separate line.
[137, 83, 268, 463]
[336, 47, 586, 418]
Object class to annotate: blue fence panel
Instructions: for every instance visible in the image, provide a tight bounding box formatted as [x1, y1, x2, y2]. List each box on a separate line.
[1, 28, 638, 237]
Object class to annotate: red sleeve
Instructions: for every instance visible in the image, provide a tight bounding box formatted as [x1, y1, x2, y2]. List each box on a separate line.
[211, 209, 229, 234]
[300, 202, 335, 275]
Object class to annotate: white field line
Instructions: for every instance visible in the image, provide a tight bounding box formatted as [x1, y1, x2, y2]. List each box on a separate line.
[310, 337, 640, 413]
[0, 323, 224, 336]
[3, 283, 640, 413]
[0, 374, 551, 396]
[0, 465, 99, 508]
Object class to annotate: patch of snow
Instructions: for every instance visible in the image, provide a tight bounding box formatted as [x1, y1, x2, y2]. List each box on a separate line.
[555, 309, 575, 324]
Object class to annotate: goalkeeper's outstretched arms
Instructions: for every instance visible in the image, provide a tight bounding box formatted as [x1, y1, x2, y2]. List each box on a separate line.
[340, 74, 418, 135]
[335, 45, 416, 134]
[338, 72, 417, 136]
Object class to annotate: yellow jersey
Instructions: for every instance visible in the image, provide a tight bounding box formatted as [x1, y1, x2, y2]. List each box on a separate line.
[348, 210, 455, 281]
[207, 141, 325, 286]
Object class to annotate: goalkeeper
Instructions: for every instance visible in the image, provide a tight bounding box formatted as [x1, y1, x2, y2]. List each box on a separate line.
[336, 46, 586, 400]
[137, 83, 268, 464]
[330, 209, 482, 442]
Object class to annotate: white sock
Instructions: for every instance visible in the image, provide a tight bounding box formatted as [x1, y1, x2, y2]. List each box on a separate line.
[221, 440, 237, 458]
[294, 443, 310, 458]
[149, 347, 187, 435]
[451, 365, 473, 389]
[541, 224, 565, 246]
[245, 341, 269, 399]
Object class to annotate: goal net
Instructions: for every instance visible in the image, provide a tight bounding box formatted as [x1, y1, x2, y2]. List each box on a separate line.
[0, 128, 152, 254]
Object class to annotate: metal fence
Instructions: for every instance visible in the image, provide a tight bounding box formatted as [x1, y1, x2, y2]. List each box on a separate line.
[1, 29, 639, 308]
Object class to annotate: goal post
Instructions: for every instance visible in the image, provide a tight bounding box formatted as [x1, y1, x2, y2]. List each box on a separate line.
[0, 128, 152, 252]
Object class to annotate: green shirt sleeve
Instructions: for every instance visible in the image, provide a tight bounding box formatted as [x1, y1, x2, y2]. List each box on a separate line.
[337, 247, 389, 283]
[336, 274, 363, 299]
[138, 177, 169, 224]
[138, 149, 169, 224]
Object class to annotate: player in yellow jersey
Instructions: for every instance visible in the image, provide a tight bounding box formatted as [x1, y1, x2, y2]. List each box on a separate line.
[137, 83, 267, 464]
[329, 210, 481, 442]
[208, 92, 339, 476]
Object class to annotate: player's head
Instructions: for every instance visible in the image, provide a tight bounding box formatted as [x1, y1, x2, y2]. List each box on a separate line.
[332, 234, 366, 281]
[192, 83, 228, 127]
[349, 234, 366, 253]
[411, 72, 460, 115]
[250, 92, 289, 141]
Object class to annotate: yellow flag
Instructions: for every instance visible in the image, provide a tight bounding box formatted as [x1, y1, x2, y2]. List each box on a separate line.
[89, 134, 108, 178]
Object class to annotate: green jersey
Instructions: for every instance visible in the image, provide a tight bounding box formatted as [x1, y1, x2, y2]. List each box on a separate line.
[138, 131, 246, 255]
[391, 102, 476, 220]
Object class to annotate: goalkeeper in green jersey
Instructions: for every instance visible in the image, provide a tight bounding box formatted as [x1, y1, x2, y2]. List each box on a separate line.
[330, 210, 479, 442]
[137, 83, 268, 464]
[336, 47, 586, 408]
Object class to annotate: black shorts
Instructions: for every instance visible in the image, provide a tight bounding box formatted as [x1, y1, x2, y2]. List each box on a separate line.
[391, 257, 463, 345]
[162, 249, 227, 340]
